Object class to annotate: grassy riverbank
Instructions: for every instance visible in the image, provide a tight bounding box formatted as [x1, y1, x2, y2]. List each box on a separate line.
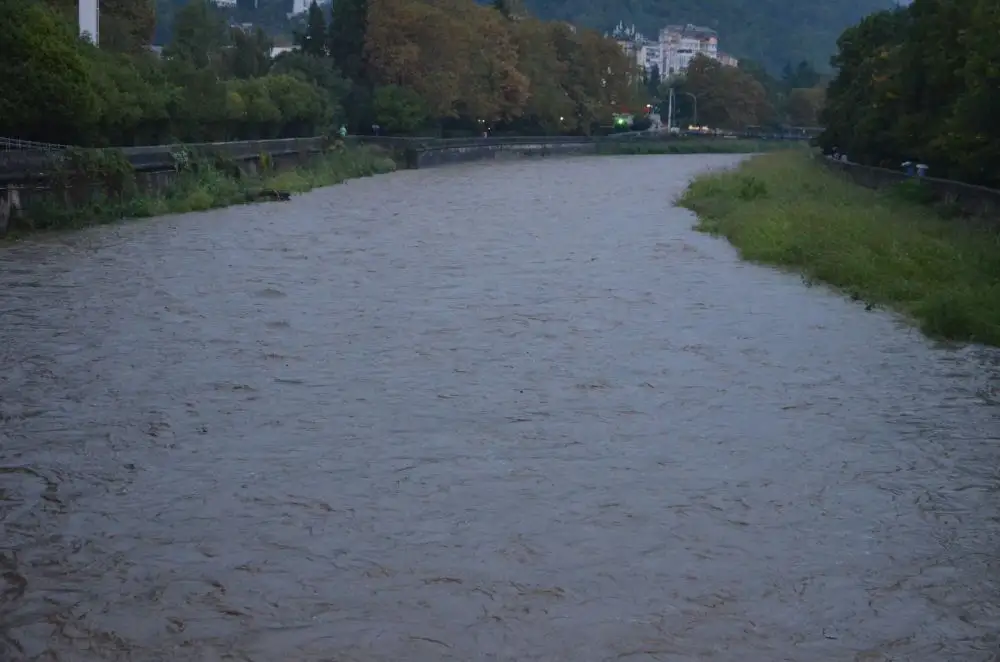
[677, 151, 1000, 346]
[598, 138, 800, 156]
[9, 145, 396, 237]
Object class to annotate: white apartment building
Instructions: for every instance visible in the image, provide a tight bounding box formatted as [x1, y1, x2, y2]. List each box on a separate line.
[638, 42, 661, 72]
[659, 24, 717, 76]
[212, 0, 238, 7]
[612, 21, 739, 77]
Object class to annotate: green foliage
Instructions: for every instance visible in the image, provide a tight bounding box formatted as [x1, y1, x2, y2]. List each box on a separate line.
[1, 0, 335, 145]
[11, 146, 396, 235]
[327, 0, 369, 81]
[164, 0, 228, 68]
[0, 0, 99, 143]
[44, 0, 156, 53]
[295, 1, 329, 57]
[678, 151, 1000, 346]
[372, 85, 430, 133]
[820, 0, 1000, 188]
[224, 27, 274, 79]
[53, 147, 137, 201]
[11, 0, 651, 145]
[665, 54, 773, 129]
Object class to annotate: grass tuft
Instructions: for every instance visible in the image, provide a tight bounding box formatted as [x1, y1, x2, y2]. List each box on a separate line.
[677, 150, 1000, 346]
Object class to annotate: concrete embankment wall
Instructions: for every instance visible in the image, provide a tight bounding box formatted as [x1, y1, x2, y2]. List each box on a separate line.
[821, 157, 1000, 220]
[0, 135, 620, 231]
[0, 133, 800, 231]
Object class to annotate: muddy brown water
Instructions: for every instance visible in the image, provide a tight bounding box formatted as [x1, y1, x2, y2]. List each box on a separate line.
[2, 154, 1000, 662]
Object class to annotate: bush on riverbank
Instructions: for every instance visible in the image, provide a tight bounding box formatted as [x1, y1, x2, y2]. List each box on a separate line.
[10, 145, 395, 236]
[677, 150, 1000, 346]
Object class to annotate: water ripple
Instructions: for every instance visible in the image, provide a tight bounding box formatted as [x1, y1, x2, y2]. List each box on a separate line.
[1, 155, 999, 661]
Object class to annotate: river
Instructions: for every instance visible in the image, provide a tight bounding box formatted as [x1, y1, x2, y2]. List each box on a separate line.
[1, 154, 999, 662]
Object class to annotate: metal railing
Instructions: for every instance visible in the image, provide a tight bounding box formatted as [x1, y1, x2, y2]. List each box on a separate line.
[0, 137, 69, 152]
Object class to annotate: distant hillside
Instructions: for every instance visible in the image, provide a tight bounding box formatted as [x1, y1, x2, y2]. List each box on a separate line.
[519, 0, 895, 72]
[151, 0, 892, 73]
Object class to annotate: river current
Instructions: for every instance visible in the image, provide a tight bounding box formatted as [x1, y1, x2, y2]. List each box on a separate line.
[2, 154, 999, 661]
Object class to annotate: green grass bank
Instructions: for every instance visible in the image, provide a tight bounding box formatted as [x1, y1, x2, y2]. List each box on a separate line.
[677, 151, 1000, 346]
[7, 145, 396, 238]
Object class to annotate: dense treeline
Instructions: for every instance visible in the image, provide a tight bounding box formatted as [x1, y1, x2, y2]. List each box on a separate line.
[819, 0, 1000, 188]
[651, 55, 826, 130]
[153, 0, 890, 76]
[0, 0, 641, 147]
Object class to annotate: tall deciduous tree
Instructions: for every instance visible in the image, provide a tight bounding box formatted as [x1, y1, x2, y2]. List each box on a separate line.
[328, 0, 369, 81]
[682, 54, 771, 129]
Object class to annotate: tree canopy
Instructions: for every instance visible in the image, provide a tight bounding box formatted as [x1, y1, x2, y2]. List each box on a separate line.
[819, 0, 1000, 187]
[2, 0, 643, 145]
[152, 0, 893, 76]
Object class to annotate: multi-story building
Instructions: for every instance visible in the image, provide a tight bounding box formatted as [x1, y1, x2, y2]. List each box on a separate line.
[611, 21, 738, 77]
[659, 24, 717, 76]
[212, 0, 238, 7]
[638, 42, 661, 72]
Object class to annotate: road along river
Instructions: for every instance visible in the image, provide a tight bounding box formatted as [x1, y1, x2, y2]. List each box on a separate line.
[1, 154, 999, 662]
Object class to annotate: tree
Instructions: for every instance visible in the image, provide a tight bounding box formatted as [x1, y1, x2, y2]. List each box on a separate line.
[86, 50, 178, 145]
[329, 0, 369, 81]
[295, 1, 328, 57]
[820, 0, 1000, 186]
[0, 0, 99, 143]
[364, 0, 465, 118]
[682, 54, 771, 129]
[645, 63, 661, 99]
[101, 0, 157, 53]
[781, 60, 821, 90]
[509, 17, 574, 132]
[458, 5, 530, 123]
[222, 27, 274, 80]
[372, 84, 429, 132]
[165, 0, 227, 69]
[43, 0, 155, 53]
[785, 86, 824, 126]
[819, 7, 909, 164]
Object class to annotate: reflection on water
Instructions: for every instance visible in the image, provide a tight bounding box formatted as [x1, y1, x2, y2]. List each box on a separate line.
[2, 155, 999, 662]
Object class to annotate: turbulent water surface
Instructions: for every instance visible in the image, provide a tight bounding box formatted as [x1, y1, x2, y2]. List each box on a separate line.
[1, 154, 999, 662]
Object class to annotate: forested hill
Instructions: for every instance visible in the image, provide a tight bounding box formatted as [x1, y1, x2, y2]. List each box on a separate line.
[151, 0, 893, 73]
[516, 0, 895, 72]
